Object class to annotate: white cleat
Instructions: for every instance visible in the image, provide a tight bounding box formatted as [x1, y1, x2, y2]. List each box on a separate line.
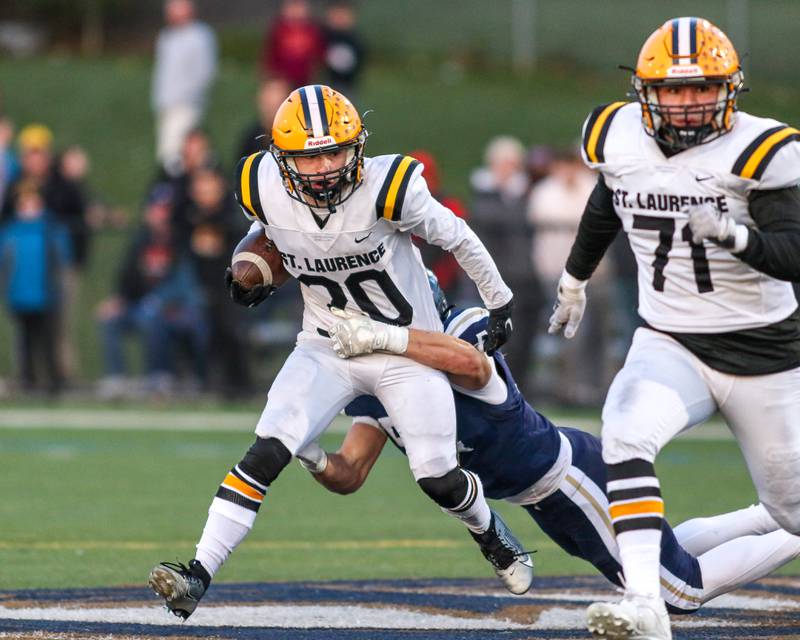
[586, 595, 672, 640]
[470, 511, 533, 595]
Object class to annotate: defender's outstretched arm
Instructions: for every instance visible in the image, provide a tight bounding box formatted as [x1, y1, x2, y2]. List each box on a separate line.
[297, 422, 387, 494]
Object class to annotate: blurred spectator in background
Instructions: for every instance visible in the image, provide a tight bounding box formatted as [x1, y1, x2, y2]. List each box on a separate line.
[409, 149, 468, 299]
[469, 135, 540, 394]
[7, 127, 90, 269]
[235, 76, 291, 162]
[185, 167, 253, 397]
[162, 127, 219, 230]
[2, 124, 90, 384]
[96, 184, 207, 399]
[526, 144, 554, 188]
[0, 181, 72, 395]
[56, 144, 94, 379]
[323, 0, 366, 101]
[0, 116, 19, 209]
[261, 0, 325, 86]
[528, 147, 610, 405]
[152, 0, 217, 177]
[609, 233, 640, 357]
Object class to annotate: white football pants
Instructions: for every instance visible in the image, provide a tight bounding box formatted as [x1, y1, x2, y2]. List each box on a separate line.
[602, 327, 800, 534]
[255, 332, 458, 480]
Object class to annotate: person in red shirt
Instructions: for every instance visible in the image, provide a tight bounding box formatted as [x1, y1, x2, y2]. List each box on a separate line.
[261, 0, 326, 86]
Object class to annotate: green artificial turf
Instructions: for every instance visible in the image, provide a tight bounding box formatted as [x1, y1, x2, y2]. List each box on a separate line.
[1, 422, 792, 590]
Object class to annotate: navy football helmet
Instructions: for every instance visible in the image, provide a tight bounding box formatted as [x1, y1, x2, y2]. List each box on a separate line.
[426, 269, 453, 321]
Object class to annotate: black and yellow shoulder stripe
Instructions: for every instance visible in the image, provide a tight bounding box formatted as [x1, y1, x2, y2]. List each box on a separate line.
[375, 155, 421, 222]
[731, 125, 800, 180]
[234, 151, 268, 224]
[582, 102, 627, 164]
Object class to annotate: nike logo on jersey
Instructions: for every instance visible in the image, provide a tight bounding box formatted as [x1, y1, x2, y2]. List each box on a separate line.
[354, 232, 372, 243]
[695, 175, 714, 182]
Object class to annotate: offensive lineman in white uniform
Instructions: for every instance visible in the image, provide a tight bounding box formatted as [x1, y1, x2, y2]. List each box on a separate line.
[148, 85, 530, 618]
[548, 18, 800, 640]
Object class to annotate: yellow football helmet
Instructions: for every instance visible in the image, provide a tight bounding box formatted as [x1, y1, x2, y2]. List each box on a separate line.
[270, 84, 367, 211]
[632, 17, 744, 150]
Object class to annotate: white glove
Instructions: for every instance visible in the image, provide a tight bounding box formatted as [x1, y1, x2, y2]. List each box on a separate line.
[686, 202, 748, 252]
[329, 307, 409, 358]
[296, 441, 328, 474]
[547, 271, 588, 339]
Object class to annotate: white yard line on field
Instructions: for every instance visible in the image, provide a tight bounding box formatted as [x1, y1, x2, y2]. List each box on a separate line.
[0, 408, 733, 439]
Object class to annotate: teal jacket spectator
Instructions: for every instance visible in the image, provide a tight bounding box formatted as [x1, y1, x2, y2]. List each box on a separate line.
[0, 210, 72, 312]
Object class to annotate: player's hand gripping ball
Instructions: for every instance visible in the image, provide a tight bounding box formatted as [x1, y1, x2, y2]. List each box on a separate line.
[226, 229, 289, 307]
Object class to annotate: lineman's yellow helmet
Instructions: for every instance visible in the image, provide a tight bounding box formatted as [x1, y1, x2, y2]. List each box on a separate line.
[270, 84, 367, 210]
[632, 17, 744, 150]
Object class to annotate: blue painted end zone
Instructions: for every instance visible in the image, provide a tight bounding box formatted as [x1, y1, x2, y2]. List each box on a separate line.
[1, 577, 800, 640]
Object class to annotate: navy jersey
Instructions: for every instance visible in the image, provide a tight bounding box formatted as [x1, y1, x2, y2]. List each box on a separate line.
[344, 306, 563, 500]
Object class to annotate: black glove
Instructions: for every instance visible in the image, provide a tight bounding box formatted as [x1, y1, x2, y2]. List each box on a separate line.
[484, 298, 514, 355]
[224, 267, 275, 308]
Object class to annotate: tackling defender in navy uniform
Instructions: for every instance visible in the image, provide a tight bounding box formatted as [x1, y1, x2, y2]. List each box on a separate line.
[296, 274, 800, 613]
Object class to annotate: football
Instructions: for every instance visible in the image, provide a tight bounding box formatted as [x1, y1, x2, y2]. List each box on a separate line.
[230, 228, 290, 289]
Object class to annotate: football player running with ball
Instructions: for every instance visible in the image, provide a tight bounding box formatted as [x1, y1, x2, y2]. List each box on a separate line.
[148, 85, 526, 619]
[549, 18, 800, 640]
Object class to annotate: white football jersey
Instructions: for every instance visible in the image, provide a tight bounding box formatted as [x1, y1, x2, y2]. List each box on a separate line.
[235, 152, 512, 337]
[582, 102, 800, 333]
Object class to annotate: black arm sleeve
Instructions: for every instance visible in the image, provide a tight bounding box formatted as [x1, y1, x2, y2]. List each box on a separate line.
[738, 187, 800, 282]
[564, 174, 622, 280]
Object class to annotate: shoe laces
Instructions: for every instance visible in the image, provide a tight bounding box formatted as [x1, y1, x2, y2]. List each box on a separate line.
[480, 532, 535, 569]
[160, 561, 207, 589]
[160, 561, 193, 576]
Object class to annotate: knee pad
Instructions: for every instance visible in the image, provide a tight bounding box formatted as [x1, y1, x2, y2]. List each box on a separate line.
[417, 467, 468, 510]
[239, 437, 292, 488]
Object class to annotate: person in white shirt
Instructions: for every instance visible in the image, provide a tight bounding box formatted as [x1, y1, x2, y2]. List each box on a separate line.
[151, 0, 217, 176]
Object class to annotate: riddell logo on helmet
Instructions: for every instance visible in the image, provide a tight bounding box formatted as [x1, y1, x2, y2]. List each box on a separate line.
[666, 65, 704, 78]
[304, 136, 337, 149]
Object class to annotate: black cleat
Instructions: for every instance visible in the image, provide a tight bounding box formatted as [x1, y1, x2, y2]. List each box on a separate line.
[148, 559, 211, 620]
[470, 511, 534, 594]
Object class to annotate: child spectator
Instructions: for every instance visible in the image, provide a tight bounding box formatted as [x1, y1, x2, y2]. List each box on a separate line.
[0, 181, 72, 394]
[2, 125, 90, 383]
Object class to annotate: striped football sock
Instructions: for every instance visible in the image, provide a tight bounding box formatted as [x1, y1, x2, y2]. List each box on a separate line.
[443, 469, 492, 534]
[194, 465, 268, 577]
[607, 459, 664, 599]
